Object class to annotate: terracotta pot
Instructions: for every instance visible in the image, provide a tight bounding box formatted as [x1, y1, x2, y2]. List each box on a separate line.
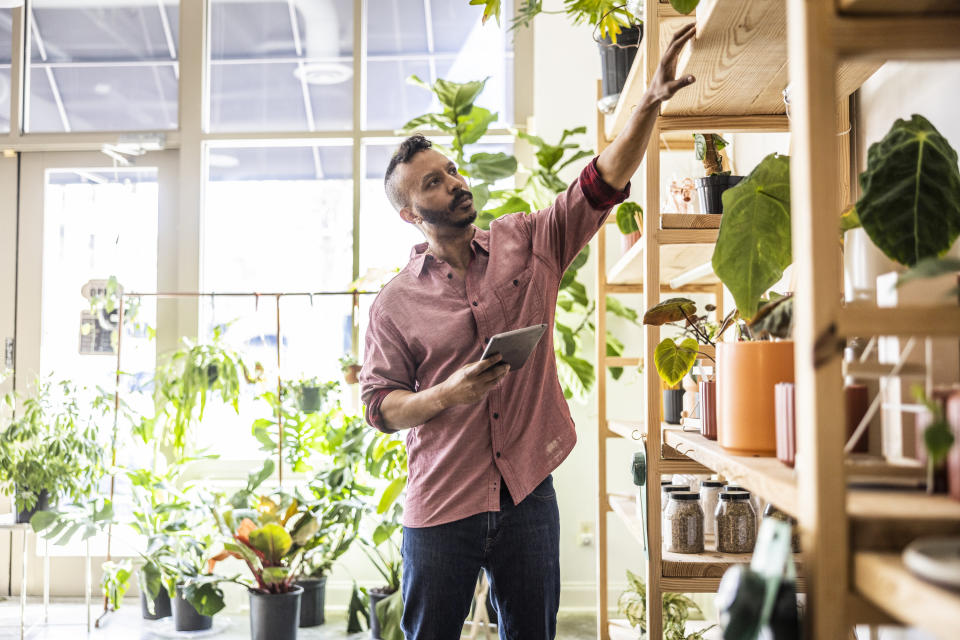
[775, 382, 796, 467]
[344, 364, 361, 385]
[699, 380, 717, 440]
[717, 341, 794, 455]
[621, 231, 642, 254]
[947, 391, 960, 502]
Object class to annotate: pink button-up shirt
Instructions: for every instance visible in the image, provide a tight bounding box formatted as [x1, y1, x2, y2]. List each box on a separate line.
[360, 158, 629, 528]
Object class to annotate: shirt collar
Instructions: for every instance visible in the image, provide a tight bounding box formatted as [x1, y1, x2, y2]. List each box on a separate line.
[408, 226, 489, 277]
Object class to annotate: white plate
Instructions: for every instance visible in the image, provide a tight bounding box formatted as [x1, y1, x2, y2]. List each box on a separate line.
[903, 537, 960, 589]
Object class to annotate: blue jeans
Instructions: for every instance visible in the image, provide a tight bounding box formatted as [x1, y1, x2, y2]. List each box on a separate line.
[400, 475, 561, 640]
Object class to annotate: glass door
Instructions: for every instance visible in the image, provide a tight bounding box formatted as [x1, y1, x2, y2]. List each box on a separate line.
[12, 150, 176, 577]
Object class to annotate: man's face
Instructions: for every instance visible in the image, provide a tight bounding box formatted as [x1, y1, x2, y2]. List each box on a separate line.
[399, 149, 475, 229]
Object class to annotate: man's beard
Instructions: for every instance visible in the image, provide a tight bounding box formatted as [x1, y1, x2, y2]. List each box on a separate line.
[415, 191, 476, 229]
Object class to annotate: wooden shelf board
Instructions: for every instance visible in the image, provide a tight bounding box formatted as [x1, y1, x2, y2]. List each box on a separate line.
[665, 429, 960, 551]
[661, 214, 722, 230]
[608, 420, 643, 440]
[660, 0, 881, 117]
[839, 304, 960, 338]
[609, 493, 646, 549]
[607, 240, 720, 287]
[664, 428, 799, 513]
[839, 0, 960, 14]
[854, 551, 960, 640]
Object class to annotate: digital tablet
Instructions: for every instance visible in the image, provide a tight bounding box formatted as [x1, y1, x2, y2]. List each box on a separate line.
[479, 324, 548, 371]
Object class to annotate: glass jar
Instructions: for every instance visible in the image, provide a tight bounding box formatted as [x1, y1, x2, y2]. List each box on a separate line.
[716, 491, 757, 553]
[723, 485, 762, 528]
[762, 503, 800, 553]
[665, 491, 704, 553]
[662, 484, 691, 512]
[700, 480, 725, 539]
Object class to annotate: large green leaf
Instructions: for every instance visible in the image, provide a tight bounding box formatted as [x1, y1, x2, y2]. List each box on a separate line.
[643, 298, 697, 326]
[457, 106, 498, 146]
[376, 590, 405, 640]
[616, 202, 643, 234]
[712, 153, 792, 320]
[654, 338, 699, 388]
[247, 523, 292, 565]
[857, 114, 960, 267]
[468, 0, 501, 25]
[463, 152, 518, 182]
[670, 0, 700, 15]
[432, 77, 488, 112]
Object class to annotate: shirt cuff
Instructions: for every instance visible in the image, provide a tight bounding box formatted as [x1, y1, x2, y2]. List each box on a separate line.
[579, 156, 631, 210]
[364, 388, 398, 434]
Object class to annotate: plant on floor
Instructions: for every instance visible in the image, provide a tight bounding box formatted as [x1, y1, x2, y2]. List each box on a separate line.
[618, 569, 717, 640]
[401, 75, 639, 401]
[0, 379, 109, 521]
[100, 559, 133, 611]
[356, 516, 404, 640]
[152, 324, 262, 456]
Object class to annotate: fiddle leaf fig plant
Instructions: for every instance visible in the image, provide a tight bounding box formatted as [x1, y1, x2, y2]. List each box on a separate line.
[712, 153, 792, 320]
[856, 115, 960, 267]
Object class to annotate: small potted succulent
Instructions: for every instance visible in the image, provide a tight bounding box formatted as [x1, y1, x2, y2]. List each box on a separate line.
[339, 354, 362, 385]
[693, 133, 743, 214]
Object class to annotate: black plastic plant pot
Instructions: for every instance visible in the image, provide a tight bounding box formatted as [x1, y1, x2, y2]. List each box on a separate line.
[206, 363, 219, 387]
[663, 389, 686, 425]
[369, 590, 391, 640]
[15, 489, 49, 524]
[597, 24, 643, 98]
[173, 585, 213, 632]
[695, 174, 744, 214]
[249, 586, 302, 640]
[298, 386, 322, 414]
[140, 588, 172, 620]
[296, 577, 327, 627]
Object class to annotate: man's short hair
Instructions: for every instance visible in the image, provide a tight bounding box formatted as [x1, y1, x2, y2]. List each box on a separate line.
[384, 134, 432, 211]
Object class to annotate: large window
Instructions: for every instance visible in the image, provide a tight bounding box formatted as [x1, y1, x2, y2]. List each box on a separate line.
[0, 9, 11, 134]
[26, 1, 180, 132]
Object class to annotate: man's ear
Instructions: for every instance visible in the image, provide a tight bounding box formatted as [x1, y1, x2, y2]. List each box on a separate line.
[398, 206, 419, 225]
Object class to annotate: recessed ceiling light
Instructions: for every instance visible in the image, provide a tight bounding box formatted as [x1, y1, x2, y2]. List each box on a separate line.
[294, 62, 353, 86]
[94, 83, 111, 95]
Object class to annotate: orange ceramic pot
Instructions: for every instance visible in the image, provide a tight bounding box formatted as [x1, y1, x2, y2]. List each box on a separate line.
[717, 341, 795, 455]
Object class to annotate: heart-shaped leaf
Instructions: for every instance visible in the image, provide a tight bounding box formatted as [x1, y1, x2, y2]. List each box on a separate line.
[857, 114, 960, 266]
[654, 337, 699, 388]
[712, 153, 792, 320]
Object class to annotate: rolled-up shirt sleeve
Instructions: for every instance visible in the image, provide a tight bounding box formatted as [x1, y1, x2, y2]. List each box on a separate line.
[359, 309, 416, 434]
[526, 156, 630, 275]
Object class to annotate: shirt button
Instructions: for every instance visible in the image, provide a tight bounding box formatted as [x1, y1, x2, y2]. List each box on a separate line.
[496, 452, 501, 458]
[513, 279, 519, 286]
[493, 413, 499, 419]
[447, 273, 453, 279]
[472, 301, 478, 306]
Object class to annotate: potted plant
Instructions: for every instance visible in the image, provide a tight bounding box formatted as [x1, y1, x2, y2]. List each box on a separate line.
[693, 133, 742, 214]
[643, 298, 728, 435]
[0, 379, 106, 523]
[478, 1, 642, 100]
[711, 153, 796, 454]
[293, 408, 371, 627]
[358, 520, 403, 640]
[297, 376, 329, 413]
[168, 534, 230, 632]
[618, 569, 717, 639]
[339, 355, 363, 385]
[616, 201, 644, 253]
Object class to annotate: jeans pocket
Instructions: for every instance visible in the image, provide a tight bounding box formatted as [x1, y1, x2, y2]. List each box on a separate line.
[528, 475, 556, 501]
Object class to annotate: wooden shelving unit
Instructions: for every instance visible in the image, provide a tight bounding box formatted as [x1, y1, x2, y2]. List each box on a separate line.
[594, 1, 960, 639]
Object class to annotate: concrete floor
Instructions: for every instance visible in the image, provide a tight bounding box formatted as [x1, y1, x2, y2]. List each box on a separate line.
[0, 599, 600, 640]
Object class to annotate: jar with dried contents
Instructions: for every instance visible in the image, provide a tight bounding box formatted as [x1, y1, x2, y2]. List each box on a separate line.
[716, 491, 756, 553]
[661, 484, 691, 512]
[700, 480, 725, 539]
[665, 491, 704, 554]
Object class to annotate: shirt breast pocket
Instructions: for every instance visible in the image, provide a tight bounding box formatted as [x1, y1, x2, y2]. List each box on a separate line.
[494, 267, 544, 329]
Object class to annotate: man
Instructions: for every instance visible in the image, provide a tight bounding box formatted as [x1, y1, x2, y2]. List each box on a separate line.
[360, 23, 697, 640]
